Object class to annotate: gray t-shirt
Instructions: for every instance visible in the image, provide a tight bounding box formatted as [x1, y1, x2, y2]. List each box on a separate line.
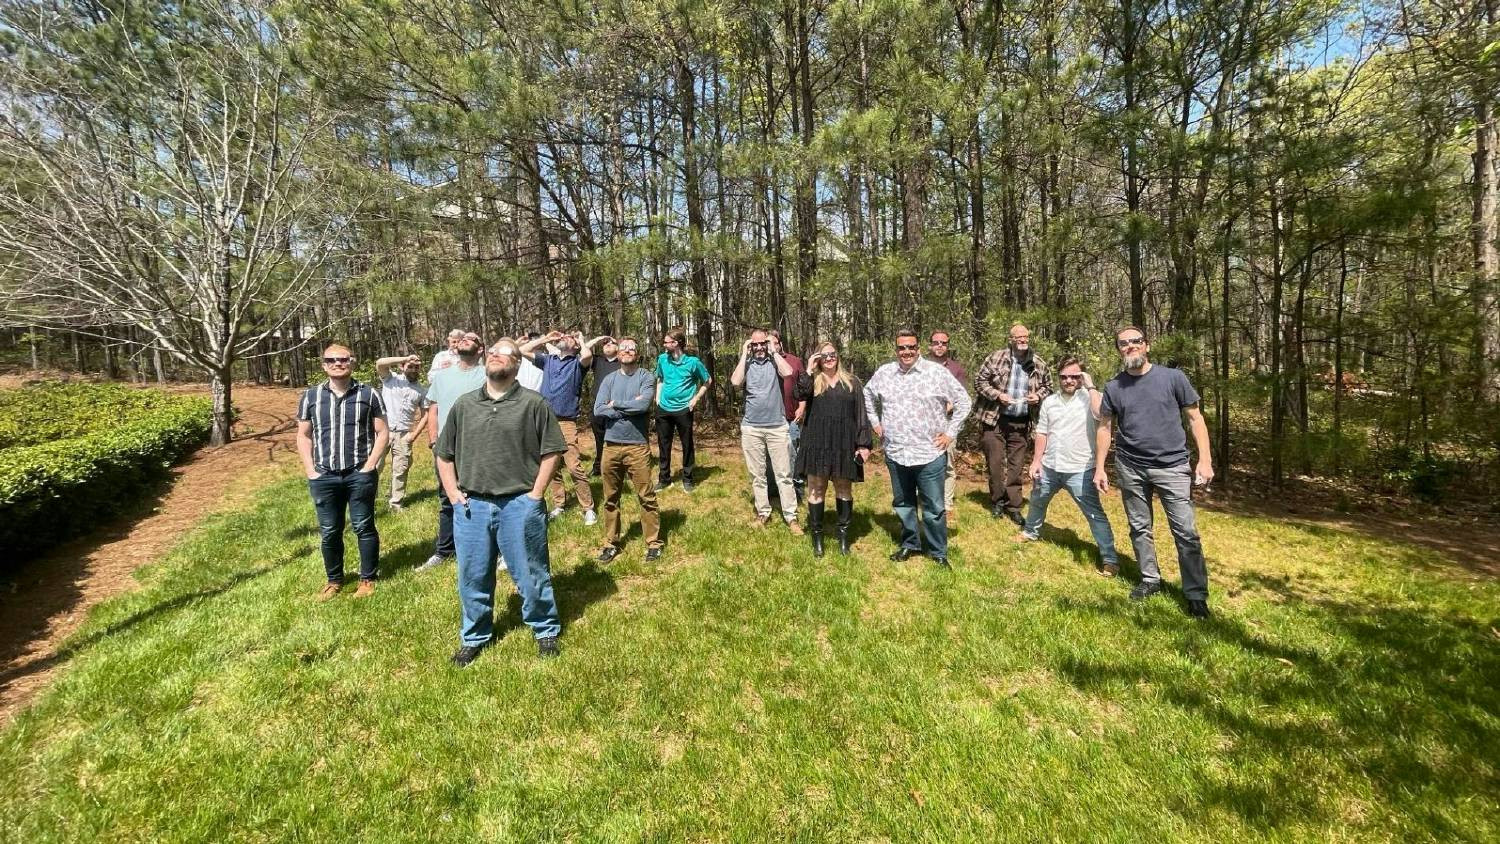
[742, 357, 785, 427]
[1098, 364, 1201, 468]
[380, 374, 428, 432]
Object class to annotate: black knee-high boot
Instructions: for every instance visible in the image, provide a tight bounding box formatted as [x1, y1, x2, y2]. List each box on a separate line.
[836, 498, 853, 554]
[808, 501, 825, 557]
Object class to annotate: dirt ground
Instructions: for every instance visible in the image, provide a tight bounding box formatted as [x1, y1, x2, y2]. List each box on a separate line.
[2, 385, 1496, 724]
[0, 384, 304, 724]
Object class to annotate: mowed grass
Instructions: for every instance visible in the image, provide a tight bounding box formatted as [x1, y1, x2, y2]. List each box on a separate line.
[2, 441, 1497, 842]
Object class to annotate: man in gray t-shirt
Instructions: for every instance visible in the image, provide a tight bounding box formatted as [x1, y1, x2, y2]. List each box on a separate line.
[1095, 325, 1215, 619]
[730, 329, 802, 532]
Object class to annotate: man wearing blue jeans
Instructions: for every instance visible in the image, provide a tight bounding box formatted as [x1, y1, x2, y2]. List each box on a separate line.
[420, 333, 485, 571]
[436, 338, 568, 665]
[295, 344, 389, 601]
[1095, 326, 1215, 619]
[1015, 357, 1119, 574]
[863, 329, 972, 566]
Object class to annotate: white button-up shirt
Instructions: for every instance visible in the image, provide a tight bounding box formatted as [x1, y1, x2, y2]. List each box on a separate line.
[863, 358, 972, 467]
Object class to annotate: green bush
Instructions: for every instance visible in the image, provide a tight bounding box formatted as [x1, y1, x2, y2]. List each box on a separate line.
[0, 386, 212, 561]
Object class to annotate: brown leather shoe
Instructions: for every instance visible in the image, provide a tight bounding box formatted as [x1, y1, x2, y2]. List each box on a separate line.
[753, 514, 770, 528]
[786, 520, 804, 536]
[946, 511, 956, 527]
[317, 582, 342, 602]
[353, 580, 376, 599]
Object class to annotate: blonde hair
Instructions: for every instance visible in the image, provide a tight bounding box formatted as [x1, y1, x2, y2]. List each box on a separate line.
[812, 342, 854, 396]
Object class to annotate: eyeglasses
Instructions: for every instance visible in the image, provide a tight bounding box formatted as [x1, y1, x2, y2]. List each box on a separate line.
[1010, 336, 1030, 342]
[322, 356, 351, 364]
[618, 346, 638, 353]
[487, 347, 517, 357]
[930, 339, 949, 346]
[1059, 374, 1084, 381]
[896, 344, 918, 351]
[1117, 337, 1146, 349]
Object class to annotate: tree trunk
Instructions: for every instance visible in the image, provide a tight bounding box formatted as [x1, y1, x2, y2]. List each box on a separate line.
[210, 367, 234, 447]
[1474, 79, 1499, 400]
[678, 55, 715, 408]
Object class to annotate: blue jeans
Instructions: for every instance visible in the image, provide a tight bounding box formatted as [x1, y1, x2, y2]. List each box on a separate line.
[888, 454, 948, 558]
[1114, 459, 1208, 599]
[452, 493, 561, 645]
[307, 469, 379, 582]
[1022, 466, 1119, 565]
[787, 419, 803, 486]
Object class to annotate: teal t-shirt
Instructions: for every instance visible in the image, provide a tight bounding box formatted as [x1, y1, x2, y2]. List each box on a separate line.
[427, 364, 488, 434]
[655, 353, 711, 412]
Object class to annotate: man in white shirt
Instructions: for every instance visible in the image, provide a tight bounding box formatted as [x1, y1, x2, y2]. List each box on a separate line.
[374, 353, 429, 510]
[1015, 356, 1120, 576]
[428, 329, 467, 377]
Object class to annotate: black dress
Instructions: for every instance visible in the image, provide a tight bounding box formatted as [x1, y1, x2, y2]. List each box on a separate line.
[794, 373, 873, 481]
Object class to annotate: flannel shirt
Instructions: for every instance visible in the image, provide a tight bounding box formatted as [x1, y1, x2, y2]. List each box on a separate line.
[973, 348, 1053, 428]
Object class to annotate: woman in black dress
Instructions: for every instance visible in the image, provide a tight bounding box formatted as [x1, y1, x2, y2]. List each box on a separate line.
[795, 341, 873, 556]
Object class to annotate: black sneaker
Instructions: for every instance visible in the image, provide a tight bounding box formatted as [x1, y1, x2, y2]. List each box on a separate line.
[537, 636, 560, 658]
[451, 644, 486, 668]
[1186, 599, 1211, 619]
[889, 548, 916, 562]
[1004, 509, 1024, 527]
[681, 477, 695, 493]
[932, 556, 951, 568]
[598, 545, 621, 563]
[654, 479, 672, 493]
[645, 547, 662, 562]
[1130, 581, 1164, 601]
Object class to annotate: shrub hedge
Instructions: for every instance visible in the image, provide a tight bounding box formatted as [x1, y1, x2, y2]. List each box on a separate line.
[0, 385, 213, 562]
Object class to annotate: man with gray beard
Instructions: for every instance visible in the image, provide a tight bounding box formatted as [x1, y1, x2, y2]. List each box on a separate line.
[1094, 326, 1215, 619]
[436, 338, 567, 665]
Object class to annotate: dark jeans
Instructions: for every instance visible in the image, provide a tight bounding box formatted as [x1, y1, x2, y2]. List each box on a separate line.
[307, 469, 379, 582]
[590, 414, 607, 470]
[981, 416, 1031, 511]
[888, 454, 948, 559]
[434, 462, 455, 558]
[656, 408, 696, 483]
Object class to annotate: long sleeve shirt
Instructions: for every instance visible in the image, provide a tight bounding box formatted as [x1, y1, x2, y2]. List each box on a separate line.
[593, 367, 657, 444]
[863, 358, 972, 467]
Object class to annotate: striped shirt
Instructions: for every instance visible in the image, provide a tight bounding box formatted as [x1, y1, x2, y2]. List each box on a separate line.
[297, 380, 386, 473]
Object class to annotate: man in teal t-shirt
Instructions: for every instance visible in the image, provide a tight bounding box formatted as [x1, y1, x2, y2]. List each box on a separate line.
[420, 334, 487, 570]
[654, 327, 712, 492]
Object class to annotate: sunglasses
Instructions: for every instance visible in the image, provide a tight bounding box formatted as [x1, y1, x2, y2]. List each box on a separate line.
[1010, 336, 1030, 342]
[750, 342, 768, 349]
[322, 356, 352, 364]
[1060, 374, 1084, 381]
[1117, 337, 1146, 349]
[930, 339, 949, 346]
[896, 343, 919, 351]
[819, 353, 839, 360]
[487, 348, 518, 357]
[618, 347, 639, 353]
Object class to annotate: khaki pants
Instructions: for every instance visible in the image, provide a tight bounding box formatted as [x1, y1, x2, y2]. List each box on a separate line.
[548, 418, 595, 510]
[601, 443, 661, 549]
[388, 434, 413, 505]
[741, 423, 797, 521]
[944, 441, 958, 511]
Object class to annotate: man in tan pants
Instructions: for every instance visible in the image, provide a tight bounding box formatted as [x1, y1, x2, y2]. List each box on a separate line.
[591, 338, 663, 562]
[375, 353, 429, 510]
[521, 330, 600, 525]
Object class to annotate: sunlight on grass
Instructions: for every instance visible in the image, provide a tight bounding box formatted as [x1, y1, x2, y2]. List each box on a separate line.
[2, 442, 1497, 841]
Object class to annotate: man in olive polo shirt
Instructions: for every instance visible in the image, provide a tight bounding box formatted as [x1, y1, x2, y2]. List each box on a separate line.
[436, 338, 568, 665]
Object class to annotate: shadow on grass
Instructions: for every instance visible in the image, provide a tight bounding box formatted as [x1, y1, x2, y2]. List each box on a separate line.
[1051, 593, 1500, 837]
[0, 552, 298, 695]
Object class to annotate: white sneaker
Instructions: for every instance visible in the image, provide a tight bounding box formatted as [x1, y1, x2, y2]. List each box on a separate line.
[582, 508, 597, 526]
[416, 554, 447, 571]
[548, 507, 565, 521]
[388, 502, 404, 511]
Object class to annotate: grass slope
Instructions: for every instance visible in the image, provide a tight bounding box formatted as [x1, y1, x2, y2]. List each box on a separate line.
[2, 444, 1497, 842]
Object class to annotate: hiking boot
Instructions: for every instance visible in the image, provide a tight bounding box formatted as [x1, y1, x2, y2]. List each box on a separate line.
[645, 547, 662, 562]
[1186, 599, 1211, 619]
[786, 519, 804, 536]
[317, 582, 342, 602]
[598, 545, 621, 563]
[353, 580, 375, 599]
[1130, 581, 1164, 601]
[451, 643, 486, 668]
[537, 636, 560, 659]
[1098, 562, 1120, 578]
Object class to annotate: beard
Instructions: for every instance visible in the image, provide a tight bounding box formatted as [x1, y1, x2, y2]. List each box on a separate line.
[1010, 344, 1032, 361]
[486, 360, 519, 382]
[1124, 352, 1146, 371]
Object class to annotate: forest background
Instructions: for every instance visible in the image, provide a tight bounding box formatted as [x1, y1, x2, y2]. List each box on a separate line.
[1, 0, 1496, 507]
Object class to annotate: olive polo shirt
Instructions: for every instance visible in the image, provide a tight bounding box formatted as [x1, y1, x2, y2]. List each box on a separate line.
[434, 382, 567, 497]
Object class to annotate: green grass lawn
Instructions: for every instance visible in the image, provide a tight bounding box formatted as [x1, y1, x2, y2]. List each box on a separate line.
[2, 442, 1497, 841]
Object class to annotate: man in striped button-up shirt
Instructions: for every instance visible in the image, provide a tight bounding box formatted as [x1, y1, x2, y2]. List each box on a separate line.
[296, 344, 389, 601]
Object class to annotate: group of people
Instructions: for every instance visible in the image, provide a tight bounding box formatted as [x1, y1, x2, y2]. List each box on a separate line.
[293, 321, 1215, 668]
